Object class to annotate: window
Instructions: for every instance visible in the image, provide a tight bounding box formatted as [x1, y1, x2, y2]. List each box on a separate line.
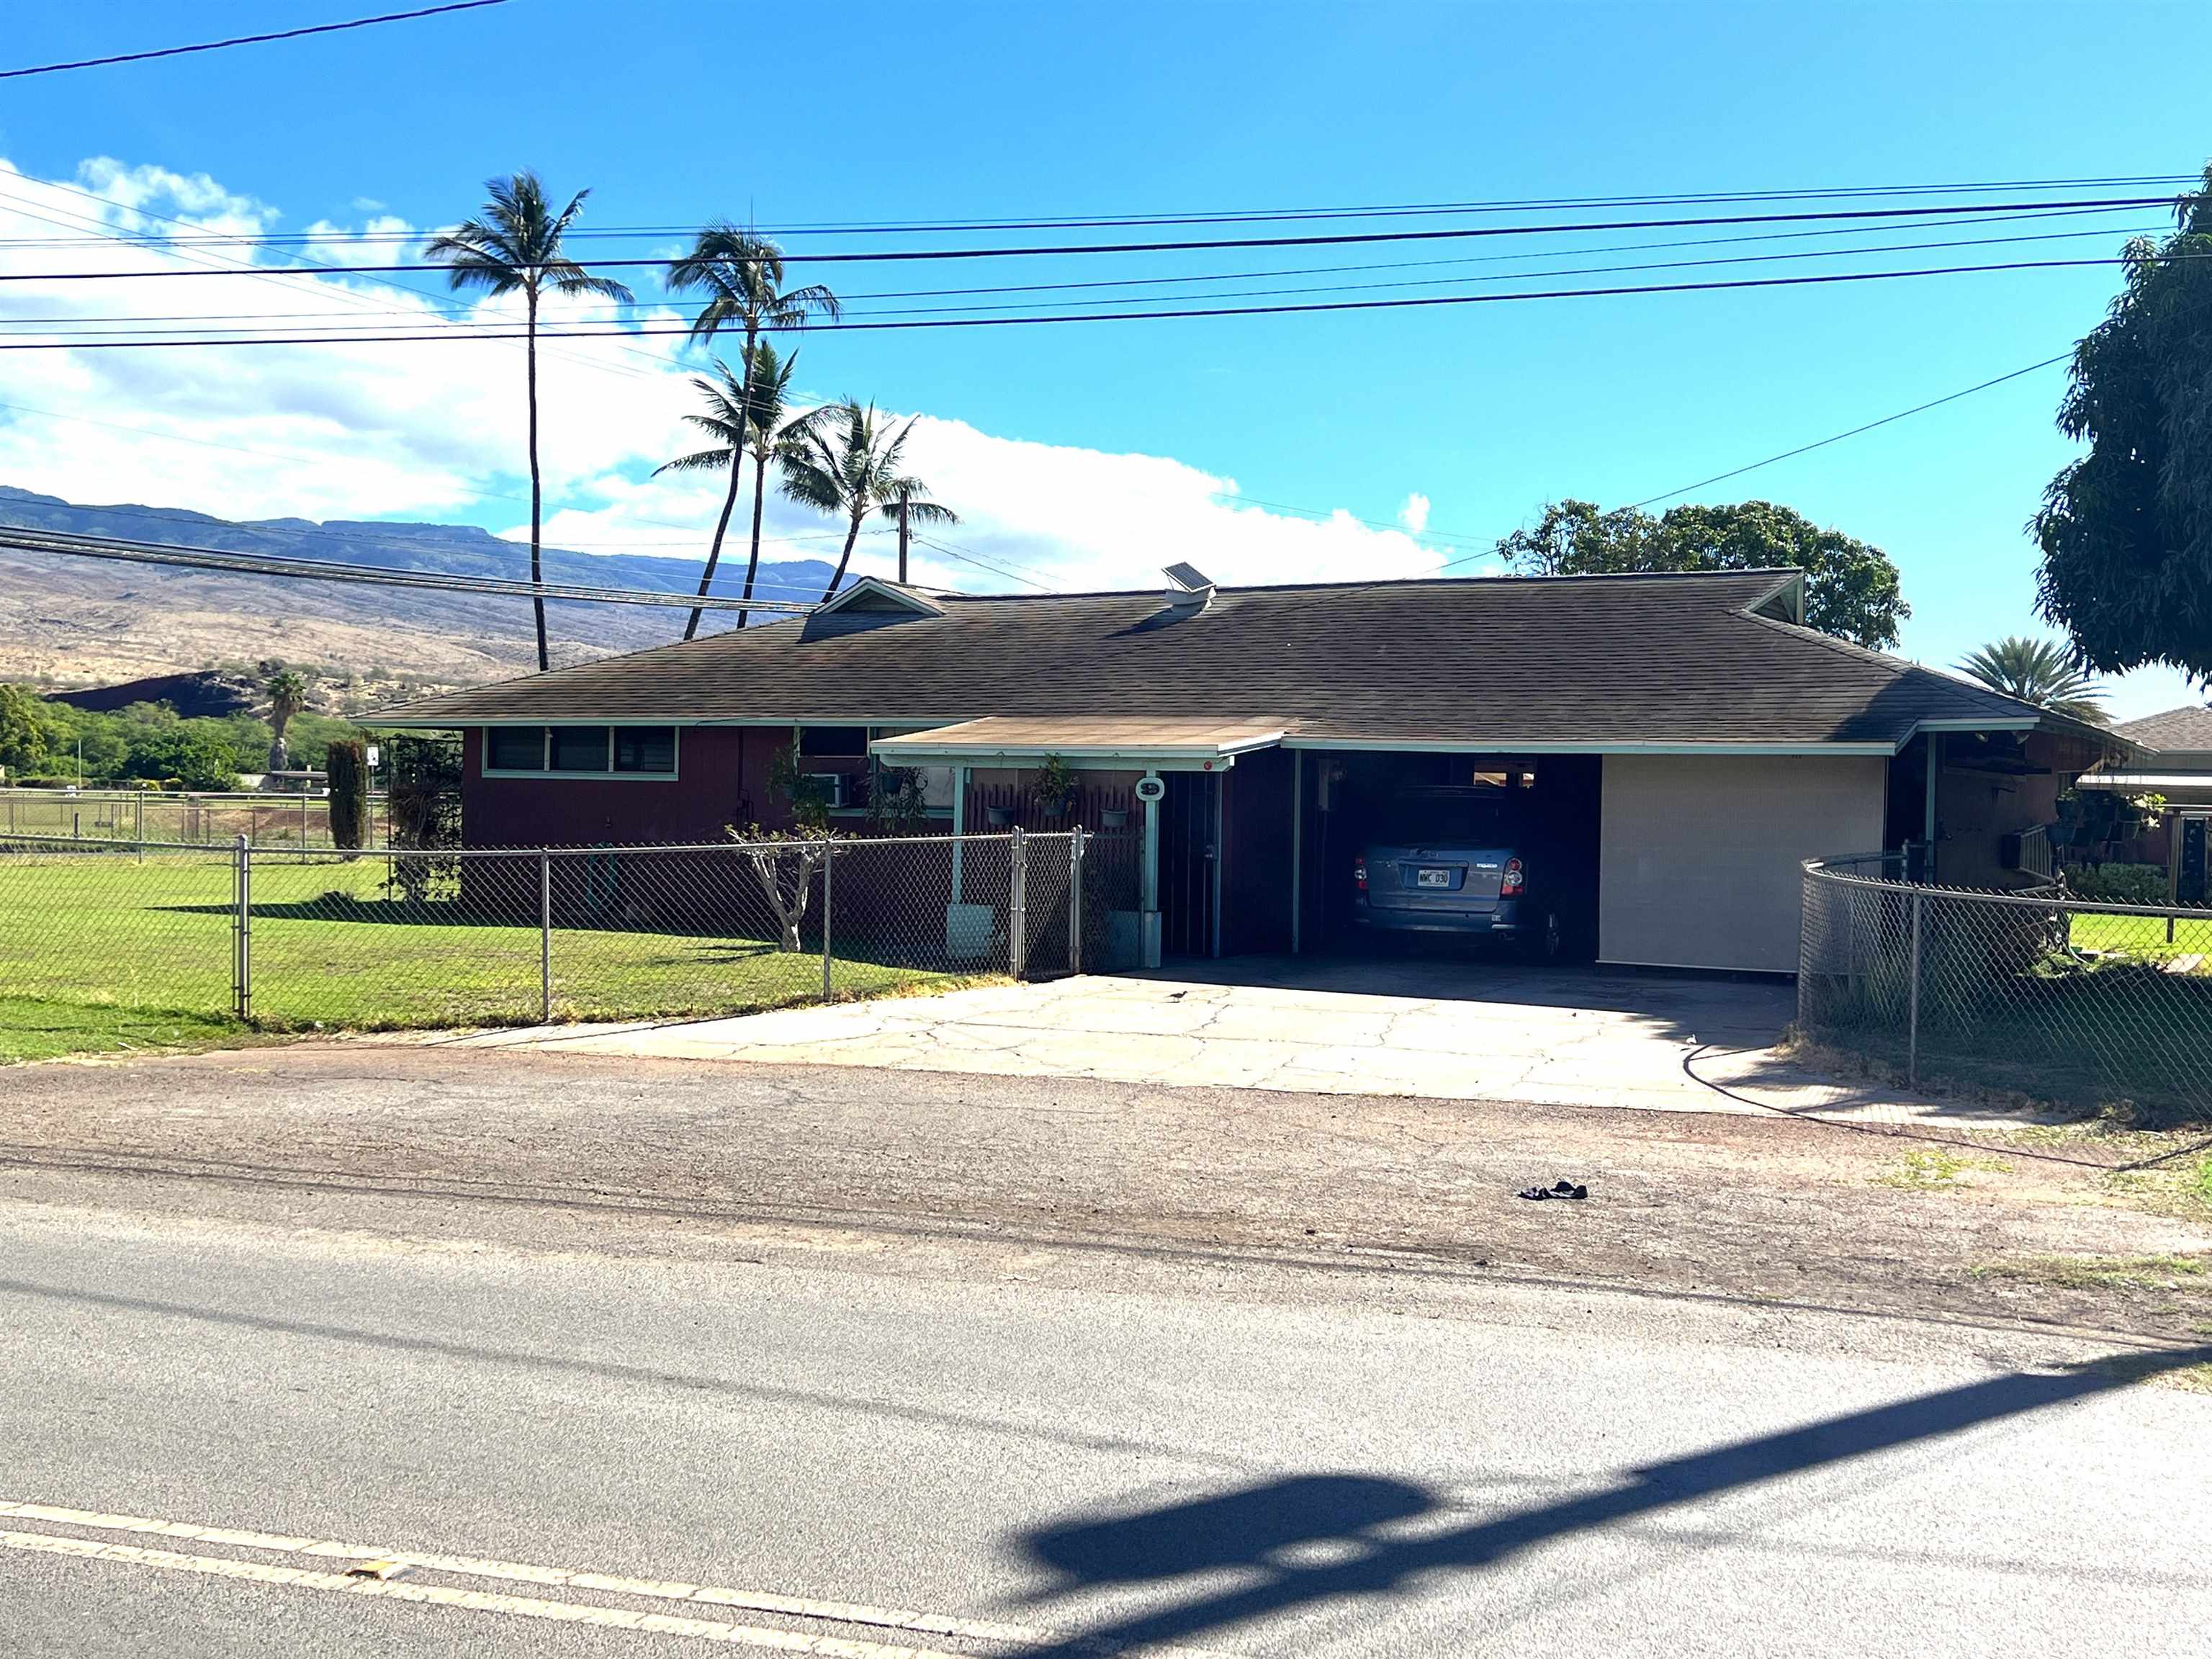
[798, 725, 868, 757]
[486, 727, 545, 771]
[550, 727, 611, 772]
[484, 725, 678, 777]
[613, 727, 676, 774]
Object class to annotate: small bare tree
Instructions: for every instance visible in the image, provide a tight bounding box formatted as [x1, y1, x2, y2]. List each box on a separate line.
[729, 738, 837, 951]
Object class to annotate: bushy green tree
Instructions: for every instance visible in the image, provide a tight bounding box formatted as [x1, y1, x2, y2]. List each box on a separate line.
[2033, 166, 2212, 680]
[0, 683, 48, 776]
[1494, 498, 1910, 650]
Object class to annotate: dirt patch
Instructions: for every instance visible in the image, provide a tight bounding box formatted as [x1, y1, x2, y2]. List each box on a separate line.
[3, 1043, 2208, 1340]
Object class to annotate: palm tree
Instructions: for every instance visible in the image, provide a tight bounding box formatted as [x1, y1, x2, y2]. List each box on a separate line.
[779, 400, 957, 602]
[425, 172, 633, 671]
[665, 225, 839, 638]
[1958, 637, 2110, 724]
[653, 345, 824, 633]
[264, 667, 308, 773]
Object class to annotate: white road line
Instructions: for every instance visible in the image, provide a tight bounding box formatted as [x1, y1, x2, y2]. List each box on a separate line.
[0, 1499, 1234, 1658]
[0, 1528, 965, 1656]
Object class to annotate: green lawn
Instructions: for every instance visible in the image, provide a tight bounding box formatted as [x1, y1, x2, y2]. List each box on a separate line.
[0, 994, 248, 1065]
[2068, 909, 2212, 963]
[0, 853, 973, 1061]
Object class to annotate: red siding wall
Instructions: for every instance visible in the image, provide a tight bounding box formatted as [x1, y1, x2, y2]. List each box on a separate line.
[461, 726, 802, 848]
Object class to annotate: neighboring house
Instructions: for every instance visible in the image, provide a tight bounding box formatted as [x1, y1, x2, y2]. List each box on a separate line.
[374, 567, 2113, 975]
[2077, 703, 2212, 902]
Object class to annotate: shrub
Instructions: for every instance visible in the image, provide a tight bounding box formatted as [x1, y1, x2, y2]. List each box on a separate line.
[2064, 863, 2168, 907]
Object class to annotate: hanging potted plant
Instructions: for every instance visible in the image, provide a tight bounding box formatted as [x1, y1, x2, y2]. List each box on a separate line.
[1030, 753, 1078, 820]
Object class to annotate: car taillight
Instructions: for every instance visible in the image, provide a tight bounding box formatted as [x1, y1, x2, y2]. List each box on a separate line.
[1501, 858, 1524, 897]
[1354, 855, 1368, 891]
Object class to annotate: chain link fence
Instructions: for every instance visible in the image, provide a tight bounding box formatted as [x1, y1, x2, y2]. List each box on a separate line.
[1799, 854, 2212, 1123]
[0, 786, 390, 849]
[0, 828, 1101, 1035]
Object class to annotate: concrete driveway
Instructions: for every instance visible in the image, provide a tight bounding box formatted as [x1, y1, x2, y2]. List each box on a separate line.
[441, 954, 1963, 1122]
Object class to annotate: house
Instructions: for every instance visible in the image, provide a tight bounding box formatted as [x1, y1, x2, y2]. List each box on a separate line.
[2076, 703, 2212, 904]
[372, 566, 2114, 976]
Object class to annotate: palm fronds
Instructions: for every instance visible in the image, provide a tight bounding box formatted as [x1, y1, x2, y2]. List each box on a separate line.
[1958, 636, 2111, 724]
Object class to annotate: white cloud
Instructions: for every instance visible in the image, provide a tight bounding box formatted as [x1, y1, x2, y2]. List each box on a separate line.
[0, 151, 1444, 601]
[1397, 492, 1431, 534]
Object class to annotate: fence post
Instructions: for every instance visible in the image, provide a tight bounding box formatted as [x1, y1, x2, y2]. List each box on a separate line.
[821, 842, 835, 1002]
[1069, 827, 1085, 975]
[539, 849, 552, 1023]
[1907, 888, 1923, 1087]
[1009, 827, 1028, 978]
[233, 835, 253, 1022]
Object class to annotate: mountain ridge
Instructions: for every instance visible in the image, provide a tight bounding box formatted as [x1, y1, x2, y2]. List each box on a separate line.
[0, 486, 840, 704]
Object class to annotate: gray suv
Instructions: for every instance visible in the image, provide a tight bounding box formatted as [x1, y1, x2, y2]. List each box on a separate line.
[1350, 787, 1565, 959]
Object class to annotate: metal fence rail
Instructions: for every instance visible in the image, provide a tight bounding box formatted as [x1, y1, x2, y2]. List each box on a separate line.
[0, 786, 390, 849]
[0, 829, 1100, 1035]
[1799, 854, 2212, 1121]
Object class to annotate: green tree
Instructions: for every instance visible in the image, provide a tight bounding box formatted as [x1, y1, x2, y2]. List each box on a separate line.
[778, 400, 958, 602]
[1957, 637, 2110, 724]
[665, 226, 840, 639]
[2033, 166, 2212, 681]
[1493, 498, 1910, 650]
[0, 683, 49, 777]
[264, 667, 308, 773]
[654, 346, 824, 634]
[426, 172, 634, 672]
[325, 737, 369, 850]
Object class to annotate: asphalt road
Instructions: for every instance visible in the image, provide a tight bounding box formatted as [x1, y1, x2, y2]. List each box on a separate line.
[3, 1142, 2208, 1658]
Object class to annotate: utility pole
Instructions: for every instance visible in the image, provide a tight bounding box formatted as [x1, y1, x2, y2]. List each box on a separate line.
[897, 488, 909, 585]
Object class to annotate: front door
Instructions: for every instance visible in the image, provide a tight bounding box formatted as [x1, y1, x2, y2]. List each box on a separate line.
[1157, 771, 1217, 958]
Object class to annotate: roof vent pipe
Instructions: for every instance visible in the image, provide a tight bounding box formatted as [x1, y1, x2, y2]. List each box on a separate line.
[1161, 561, 1215, 613]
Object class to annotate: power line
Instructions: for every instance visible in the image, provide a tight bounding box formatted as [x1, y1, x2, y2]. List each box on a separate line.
[1622, 356, 2078, 511]
[0, 525, 819, 612]
[9, 213, 2165, 339]
[1415, 351, 2087, 580]
[0, 1, 510, 80]
[0, 194, 2182, 282]
[0, 253, 2170, 347]
[0, 173, 2189, 243]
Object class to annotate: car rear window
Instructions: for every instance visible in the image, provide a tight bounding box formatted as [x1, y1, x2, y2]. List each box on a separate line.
[1377, 795, 1511, 844]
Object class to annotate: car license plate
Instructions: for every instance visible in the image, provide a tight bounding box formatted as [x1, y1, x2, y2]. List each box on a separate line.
[1416, 868, 1452, 889]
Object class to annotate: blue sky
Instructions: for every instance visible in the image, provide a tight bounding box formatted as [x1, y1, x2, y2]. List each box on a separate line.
[1, 0, 2207, 715]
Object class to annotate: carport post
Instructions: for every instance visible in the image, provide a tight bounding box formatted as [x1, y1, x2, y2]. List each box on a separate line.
[1290, 752, 1303, 953]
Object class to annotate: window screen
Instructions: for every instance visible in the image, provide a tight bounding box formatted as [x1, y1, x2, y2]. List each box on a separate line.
[613, 727, 676, 774]
[549, 727, 611, 771]
[486, 727, 545, 771]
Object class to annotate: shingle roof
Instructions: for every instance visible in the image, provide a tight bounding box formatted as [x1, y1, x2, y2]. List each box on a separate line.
[374, 568, 2053, 750]
[2116, 703, 2212, 755]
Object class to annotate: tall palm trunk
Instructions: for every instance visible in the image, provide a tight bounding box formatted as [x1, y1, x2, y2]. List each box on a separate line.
[737, 448, 770, 630]
[525, 284, 549, 673]
[823, 513, 863, 603]
[685, 457, 745, 642]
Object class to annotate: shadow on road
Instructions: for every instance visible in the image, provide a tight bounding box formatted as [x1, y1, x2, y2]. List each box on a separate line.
[1018, 1345, 2212, 1657]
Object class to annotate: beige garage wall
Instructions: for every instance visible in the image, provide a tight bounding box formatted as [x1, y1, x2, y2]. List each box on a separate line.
[1599, 753, 1887, 973]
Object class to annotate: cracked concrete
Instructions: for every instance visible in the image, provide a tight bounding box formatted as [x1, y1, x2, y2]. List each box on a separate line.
[403, 956, 2038, 1130]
